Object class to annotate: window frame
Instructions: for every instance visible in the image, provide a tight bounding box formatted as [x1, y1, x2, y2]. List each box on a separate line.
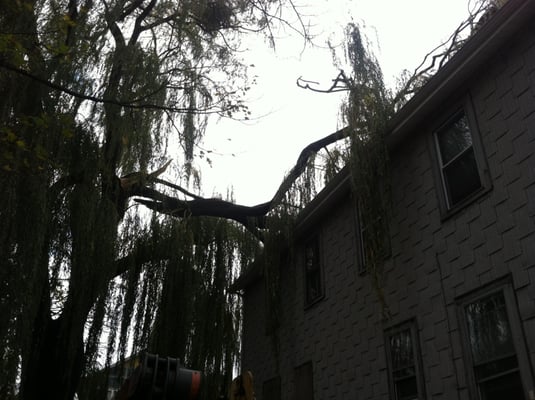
[430, 98, 491, 218]
[353, 203, 391, 275]
[303, 235, 324, 308]
[456, 280, 535, 400]
[384, 319, 426, 400]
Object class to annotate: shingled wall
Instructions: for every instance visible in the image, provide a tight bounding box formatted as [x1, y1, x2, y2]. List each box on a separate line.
[240, 18, 535, 400]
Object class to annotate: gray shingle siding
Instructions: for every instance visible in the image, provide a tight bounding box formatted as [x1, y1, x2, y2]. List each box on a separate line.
[240, 7, 535, 400]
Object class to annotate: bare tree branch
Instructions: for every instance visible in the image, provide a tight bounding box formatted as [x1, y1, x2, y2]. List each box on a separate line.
[0, 61, 234, 115]
[297, 70, 351, 93]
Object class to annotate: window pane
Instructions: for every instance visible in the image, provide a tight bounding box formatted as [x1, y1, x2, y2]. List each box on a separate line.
[387, 324, 423, 400]
[305, 240, 319, 272]
[305, 239, 321, 303]
[294, 362, 313, 400]
[465, 292, 515, 365]
[390, 329, 415, 371]
[395, 376, 418, 400]
[478, 371, 525, 400]
[437, 114, 473, 164]
[306, 270, 321, 303]
[443, 148, 481, 205]
[474, 355, 518, 380]
[393, 366, 417, 381]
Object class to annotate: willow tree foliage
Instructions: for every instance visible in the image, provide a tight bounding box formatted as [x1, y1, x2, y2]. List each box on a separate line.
[340, 24, 394, 319]
[337, 1, 500, 318]
[0, 1, 309, 399]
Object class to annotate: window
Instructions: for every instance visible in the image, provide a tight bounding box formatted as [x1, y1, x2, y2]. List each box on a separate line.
[263, 377, 281, 400]
[304, 237, 323, 306]
[294, 362, 314, 400]
[458, 283, 534, 400]
[434, 109, 484, 210]
[385, 321, 425, 400]
[355, 206, 391, 274]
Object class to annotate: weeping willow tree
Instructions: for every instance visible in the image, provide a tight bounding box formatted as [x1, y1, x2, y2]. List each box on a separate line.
[0, 1, 312, 399]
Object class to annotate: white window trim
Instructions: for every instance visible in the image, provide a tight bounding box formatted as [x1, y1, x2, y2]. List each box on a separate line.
[430, 97, 492, 219]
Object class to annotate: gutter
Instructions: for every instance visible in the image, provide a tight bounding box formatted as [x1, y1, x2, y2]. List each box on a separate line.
[386, 0, 535, 148]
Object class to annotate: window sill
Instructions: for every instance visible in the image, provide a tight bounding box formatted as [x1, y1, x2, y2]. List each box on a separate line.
[440, 184, 492, 222]
[304, 294, 325, 311]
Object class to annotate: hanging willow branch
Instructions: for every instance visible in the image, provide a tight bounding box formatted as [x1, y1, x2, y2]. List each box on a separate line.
[0, 60, 239, 115]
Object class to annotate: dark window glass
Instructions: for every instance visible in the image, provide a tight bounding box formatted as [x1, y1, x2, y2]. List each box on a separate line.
[464, 292, 525, 400]
[386, 325, 424, 400]
[304, 238, 322, 304]
[263, 377, 281, 400]
[437, 115, 472, 163]
[466, 293, 515, 365]
[436, 112, 482, 208]
[395, 377, 418, 400]
[294, 362, 313, 400]
[478, 372, 525, 400]
[443, 148, 481, 206]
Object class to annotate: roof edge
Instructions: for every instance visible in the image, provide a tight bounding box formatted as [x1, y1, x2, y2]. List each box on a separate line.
[387, 0, 535, 147]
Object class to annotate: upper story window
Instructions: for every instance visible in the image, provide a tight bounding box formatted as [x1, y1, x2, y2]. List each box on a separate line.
[431, 98, 492, 217]
[435, 110, 482, 208]
[355, 205, 391, 274]
[457, 282, 535, 400]
[385, 320, 426, 400]
[304, 236, 323, 306]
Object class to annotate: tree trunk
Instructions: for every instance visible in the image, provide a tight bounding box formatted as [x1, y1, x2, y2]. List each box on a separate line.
[22, 315, 85, 400]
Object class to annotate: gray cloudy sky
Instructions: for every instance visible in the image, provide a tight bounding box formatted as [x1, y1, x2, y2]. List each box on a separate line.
[199, 0, 471, 205]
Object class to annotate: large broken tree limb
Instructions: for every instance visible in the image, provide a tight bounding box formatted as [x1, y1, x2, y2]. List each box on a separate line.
[268, 126, 349, 206]
[125, 127, 350, 240]
[134, 190, 271, 233]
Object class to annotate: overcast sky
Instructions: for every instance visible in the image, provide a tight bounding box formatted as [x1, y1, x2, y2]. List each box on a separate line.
[198, 0, 471, 206]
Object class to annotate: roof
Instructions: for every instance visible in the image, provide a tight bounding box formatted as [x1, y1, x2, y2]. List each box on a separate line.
[230, 0, 535, 291]
[387, 0, 535, 148]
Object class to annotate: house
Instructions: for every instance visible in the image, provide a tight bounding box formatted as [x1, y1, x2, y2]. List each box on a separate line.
[233, 0, 535, 399]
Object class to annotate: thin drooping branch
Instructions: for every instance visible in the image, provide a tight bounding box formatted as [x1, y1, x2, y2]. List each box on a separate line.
[153, 178, 204, 200]
[112, 235, 176, 278]
[0, 61, 231, 115]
